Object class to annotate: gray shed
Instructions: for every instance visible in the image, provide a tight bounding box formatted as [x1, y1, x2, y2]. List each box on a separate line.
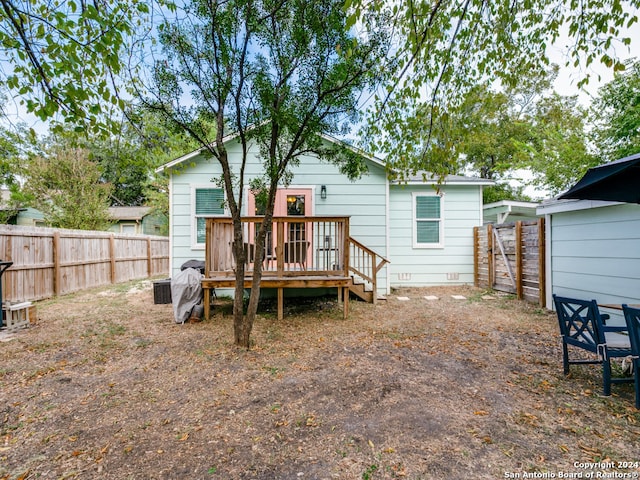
[537, 198, 640, 324]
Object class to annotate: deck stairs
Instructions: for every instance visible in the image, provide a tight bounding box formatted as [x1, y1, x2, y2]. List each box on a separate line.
[349, 273, 387, 303]
[347, 237, 389, 304]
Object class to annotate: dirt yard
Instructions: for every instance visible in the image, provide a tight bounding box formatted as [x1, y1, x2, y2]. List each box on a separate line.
[1, 282, 639, 480]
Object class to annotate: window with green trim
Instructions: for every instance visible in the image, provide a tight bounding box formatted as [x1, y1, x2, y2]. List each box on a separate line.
[194, 187, 225, 244]
[414, 194, 443, 247]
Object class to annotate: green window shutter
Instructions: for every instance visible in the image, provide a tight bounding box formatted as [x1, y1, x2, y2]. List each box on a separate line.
[196, 188, 225, 215]
[416, 196, 440, 219]
[196, 188, 224, 244]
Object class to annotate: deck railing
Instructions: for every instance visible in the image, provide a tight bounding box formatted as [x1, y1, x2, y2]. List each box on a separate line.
[348, 237, 390, 300]
[205, 216, 350, 278]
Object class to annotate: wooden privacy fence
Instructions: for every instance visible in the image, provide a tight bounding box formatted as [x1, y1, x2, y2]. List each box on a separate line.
[474, 219, 546, 305]
[0, 225, 169, 303]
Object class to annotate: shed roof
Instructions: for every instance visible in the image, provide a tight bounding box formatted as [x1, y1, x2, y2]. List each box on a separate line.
[483, 200, 540, 224]
[108, 206, 152, 221]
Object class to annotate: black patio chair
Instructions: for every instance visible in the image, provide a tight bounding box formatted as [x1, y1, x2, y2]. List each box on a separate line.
[622, 305, 640, 409]
[553, 294, 633, 396]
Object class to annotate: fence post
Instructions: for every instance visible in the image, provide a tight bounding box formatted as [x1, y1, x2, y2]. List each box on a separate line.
[473, 227, 479, 287]
[53, 231, 60, 296]
[110, 234, 116, 284]
[515, 221, 523, 300]
[487, 223, 494, 289]
[538, 217, 546, 307]
[147, 237, 152, 277]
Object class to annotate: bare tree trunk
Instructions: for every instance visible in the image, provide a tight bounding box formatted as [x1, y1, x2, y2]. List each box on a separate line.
[231, 213, 248, 346]
[240, 213, 272, 347]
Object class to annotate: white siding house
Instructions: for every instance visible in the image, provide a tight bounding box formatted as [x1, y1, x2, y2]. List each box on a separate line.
[157, 135, 491, 296]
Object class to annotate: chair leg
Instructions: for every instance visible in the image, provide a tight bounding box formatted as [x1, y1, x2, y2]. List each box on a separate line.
[602, 358, 612, 396]
[635, 359, 640, 410]
[562, 342, 570, 375]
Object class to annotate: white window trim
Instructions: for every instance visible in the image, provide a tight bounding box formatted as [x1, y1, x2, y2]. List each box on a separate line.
[412, 192, 445, 249]
[120, 222, 138, 234]
[191, 185, 228, 249]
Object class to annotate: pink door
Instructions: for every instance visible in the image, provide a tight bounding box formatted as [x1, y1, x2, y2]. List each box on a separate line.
[248, 188, 313, 269]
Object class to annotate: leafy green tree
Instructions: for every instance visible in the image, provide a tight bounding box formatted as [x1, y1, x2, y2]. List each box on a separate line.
[591, 59, 640, 162]
[527, 93, 596, 195]
[454, 84, 535, 179]
[428, 69, 590, 200]
[87, 110, 198, 207]
[137, 0, 384, 347]
[0, 116, 39, 223]
[0, 0, 149, 130]
[354, 0, 638, 179]
[20, 147, 113, 230]
[483, 183, 531, 205]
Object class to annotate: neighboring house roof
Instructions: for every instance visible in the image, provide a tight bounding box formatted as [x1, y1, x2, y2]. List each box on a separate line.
[483, 200, 540, 224]
[108, 206, 152, 221]
[396, 173, 493, 186]
[155, 132, 492, 186]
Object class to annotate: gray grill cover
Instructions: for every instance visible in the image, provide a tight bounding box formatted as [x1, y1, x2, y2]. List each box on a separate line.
[171, 268, 203, 324]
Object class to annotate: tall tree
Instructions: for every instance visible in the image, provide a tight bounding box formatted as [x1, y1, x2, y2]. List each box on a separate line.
[428, 70, 591, 200]
[527, 93, 596, 195]
[0, 123, 36, 223]
[20, 146, 113, 230]
[354, 0, 638, 179]
[591, 59, 640, 162]
[0, 0, 149, 129]
[136, 0, 383, 347]
[86, 109, 199, 207]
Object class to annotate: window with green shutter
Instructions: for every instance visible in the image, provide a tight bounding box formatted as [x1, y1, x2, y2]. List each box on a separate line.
[195, 188, 225, 244]
[414, 194, 443, 247]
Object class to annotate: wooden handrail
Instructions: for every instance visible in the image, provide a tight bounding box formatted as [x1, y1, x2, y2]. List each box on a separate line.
[348, 237, 389, 275]
[348, 237, 389, 303]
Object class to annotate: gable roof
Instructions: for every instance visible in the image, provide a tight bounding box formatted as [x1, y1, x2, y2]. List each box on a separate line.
[155, 132, 491, 186]
[155, 132, 386, 173]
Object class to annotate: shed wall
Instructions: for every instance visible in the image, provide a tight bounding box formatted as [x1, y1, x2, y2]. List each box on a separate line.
[548, 203, 640, 322]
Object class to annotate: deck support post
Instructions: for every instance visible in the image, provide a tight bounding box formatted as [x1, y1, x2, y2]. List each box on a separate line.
[204, 287, 211, 320]
[277, 288, 284, 320]
[342, 287, 349, 319]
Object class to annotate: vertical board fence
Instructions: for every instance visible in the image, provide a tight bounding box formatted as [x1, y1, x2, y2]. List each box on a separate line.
[0, 225, 169, 303]
[474, 219, 545, 305]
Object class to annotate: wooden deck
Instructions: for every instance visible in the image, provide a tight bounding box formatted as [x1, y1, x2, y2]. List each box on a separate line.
[203, 216, 388, 320]
[202, 275, 352, 320]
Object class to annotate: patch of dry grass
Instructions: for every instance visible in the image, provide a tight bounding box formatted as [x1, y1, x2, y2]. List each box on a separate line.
[1, 282, 639, 479]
